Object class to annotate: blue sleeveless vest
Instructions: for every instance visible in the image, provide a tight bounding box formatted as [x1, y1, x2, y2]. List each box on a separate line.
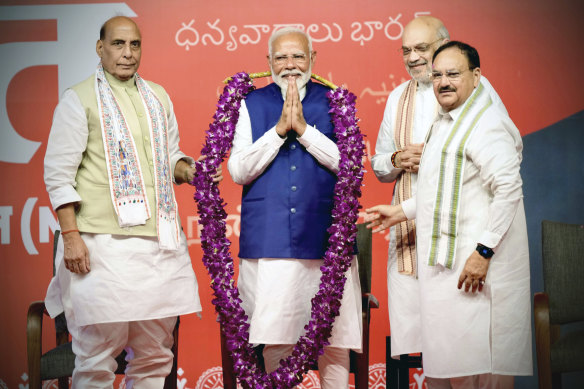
[239, 81, 337, 259]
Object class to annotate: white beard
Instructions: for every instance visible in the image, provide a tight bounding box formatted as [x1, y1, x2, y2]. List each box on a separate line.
[271, 66, 312, 97]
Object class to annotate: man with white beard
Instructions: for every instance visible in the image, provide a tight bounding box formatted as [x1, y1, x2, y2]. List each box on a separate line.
[227, 27, 362, 388]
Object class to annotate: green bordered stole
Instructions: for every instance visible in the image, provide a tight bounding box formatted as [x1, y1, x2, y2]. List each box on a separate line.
[427, 83, 492, 269]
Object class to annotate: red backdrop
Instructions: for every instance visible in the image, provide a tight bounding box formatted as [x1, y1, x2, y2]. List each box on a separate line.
[1, 0, 583, 388]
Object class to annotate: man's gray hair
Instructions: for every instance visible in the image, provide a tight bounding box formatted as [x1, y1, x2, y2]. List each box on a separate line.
[436, 25, 450, 40]
[268, 27, 313, 57]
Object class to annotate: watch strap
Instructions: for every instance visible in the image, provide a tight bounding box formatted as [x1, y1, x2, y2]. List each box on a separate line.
[476, 243, 494, 259]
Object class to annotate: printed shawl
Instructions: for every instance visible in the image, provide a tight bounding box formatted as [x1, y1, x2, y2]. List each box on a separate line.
[393, 80, 417, 276]
[427, 83, 492, 268]
[95, 64, 180, 250]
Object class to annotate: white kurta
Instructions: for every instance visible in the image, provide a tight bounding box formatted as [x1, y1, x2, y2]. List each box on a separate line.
[227, 91, 362, 350]
[400, 89, 532, 378]
[44, 85, 201, 334]
[371, 77, 507, 357]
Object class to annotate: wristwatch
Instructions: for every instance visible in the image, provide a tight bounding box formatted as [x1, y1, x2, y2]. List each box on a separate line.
[476, 243, 494, 259]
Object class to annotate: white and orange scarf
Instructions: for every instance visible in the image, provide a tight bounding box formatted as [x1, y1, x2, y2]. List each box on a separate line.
[393, 80, 418, 276]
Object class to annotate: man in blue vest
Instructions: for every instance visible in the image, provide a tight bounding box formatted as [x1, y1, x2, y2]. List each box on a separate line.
[227, 27, 362, 388]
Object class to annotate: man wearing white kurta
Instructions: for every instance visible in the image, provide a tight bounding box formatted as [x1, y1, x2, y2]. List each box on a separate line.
[367, 41, 531, 388]
[227, 28, 362, 389]
[372, 16, 507, 359]
[43, 17, 211, 387]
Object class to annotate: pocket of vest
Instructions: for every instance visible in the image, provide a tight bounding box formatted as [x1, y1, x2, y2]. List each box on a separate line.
[242, 197, 265, 203]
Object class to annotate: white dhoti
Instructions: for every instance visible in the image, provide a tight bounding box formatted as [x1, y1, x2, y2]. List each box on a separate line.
[44, 232, 201, 386]
[387, 227, 422, 357]
[237, 256, 362, 389]
[72, 317, 177, 389]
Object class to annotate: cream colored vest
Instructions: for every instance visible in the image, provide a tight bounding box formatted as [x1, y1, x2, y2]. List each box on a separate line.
[71, 72, 171, 236]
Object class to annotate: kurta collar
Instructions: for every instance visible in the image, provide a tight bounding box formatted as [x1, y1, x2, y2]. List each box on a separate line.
[104, 70, 137, 90]
[417, 80, 433, 92]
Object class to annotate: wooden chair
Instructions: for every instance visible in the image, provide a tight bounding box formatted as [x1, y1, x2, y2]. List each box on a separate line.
[534, 220, 584, 389]
[220, 223, 379, 388]
[26, 230, 180, 389]
[385, 336, 422, 389]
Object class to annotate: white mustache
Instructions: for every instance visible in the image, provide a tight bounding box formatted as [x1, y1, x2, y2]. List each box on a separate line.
[408, 60, 427, 67]
[280, 70, 303, 77]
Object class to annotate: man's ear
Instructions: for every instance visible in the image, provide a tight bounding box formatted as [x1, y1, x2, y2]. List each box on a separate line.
[96, 40, 103, 58]
[473, 67, 482, 88]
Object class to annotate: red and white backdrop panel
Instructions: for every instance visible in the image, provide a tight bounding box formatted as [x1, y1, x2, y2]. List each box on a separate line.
[1, 0, 582, 388]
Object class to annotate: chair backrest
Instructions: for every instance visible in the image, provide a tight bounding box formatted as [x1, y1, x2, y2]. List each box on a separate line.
[52, 230, 68, 335]
[52, 230, 60, 276]
[356, 223, 372, 294]
[541, 220, 584, 325]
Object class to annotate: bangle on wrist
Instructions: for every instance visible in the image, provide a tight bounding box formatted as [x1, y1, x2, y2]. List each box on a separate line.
[391, 150, 402, 168]
[61, 229, 79, 236]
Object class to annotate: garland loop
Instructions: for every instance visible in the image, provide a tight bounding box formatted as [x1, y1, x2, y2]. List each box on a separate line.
[192, 72, 364, 388]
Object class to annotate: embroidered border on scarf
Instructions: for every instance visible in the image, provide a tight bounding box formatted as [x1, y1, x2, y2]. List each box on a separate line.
[135, 74, 180, 249]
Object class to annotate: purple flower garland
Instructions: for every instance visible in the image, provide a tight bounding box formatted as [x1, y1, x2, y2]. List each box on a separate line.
[192, 72, 364, 388]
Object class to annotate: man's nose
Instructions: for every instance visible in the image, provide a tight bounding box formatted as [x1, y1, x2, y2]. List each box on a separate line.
[284, 56, 296, 68]
[438, 74, 451, 86]
[122, 43, 132, 58]
[408, 50, 421, 62]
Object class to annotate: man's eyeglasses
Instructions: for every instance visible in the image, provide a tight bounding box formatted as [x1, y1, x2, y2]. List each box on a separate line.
[272, 54, 308, 65]
[430, 69, 473, 83]
[401, 39, 442, 57]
